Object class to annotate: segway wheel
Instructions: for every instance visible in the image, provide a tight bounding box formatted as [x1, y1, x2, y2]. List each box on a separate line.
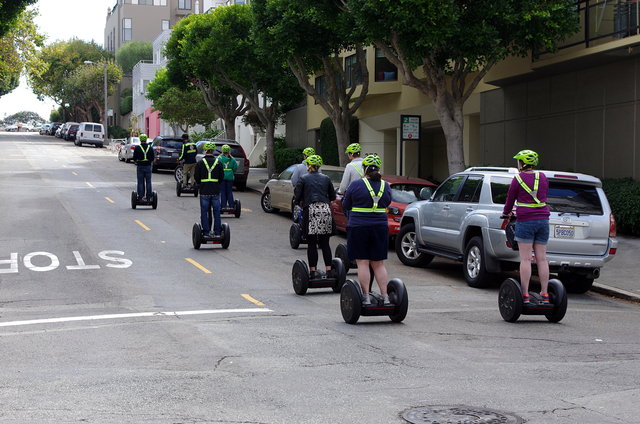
[289, 223, 302, 249]
[292, 260, 310, 295]
[152, 192, 158, 210]
[221, 223, 231, 249]
[174, 165, 183, 183]
[545, 278, 568, 323]
[335, 243, 350, 273]
[340, 279, 362, 324]
[388, 278, 408, 323]
[131, 191, 137, 210]
[498, 278, 523, 322]
[176, 182, 182, 197]
[192, 223, 202, 250]
[331, 258, 346, 293]
[234, 200, 241, 218]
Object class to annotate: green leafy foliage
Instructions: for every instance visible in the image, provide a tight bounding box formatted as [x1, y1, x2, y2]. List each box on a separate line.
[108, 125, 129, 139]
[319, 116, 359, 166]
[190, 128, 223, 143]
[49, 109, 61, 122]
[0, 0, 36, 38]
[273, 136, 303, 173]
[3, 110, 43, 123]
[602, 178, 640, 236]
[115, 41, 153, 75]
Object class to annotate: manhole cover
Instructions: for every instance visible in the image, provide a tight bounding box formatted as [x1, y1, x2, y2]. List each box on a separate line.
[402, 405, 523, 424]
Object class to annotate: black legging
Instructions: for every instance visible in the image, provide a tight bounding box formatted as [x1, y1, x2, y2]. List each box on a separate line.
[307, 234, 332, 268]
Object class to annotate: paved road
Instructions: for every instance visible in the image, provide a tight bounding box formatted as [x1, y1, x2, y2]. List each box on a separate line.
[0, 132, 639, 424]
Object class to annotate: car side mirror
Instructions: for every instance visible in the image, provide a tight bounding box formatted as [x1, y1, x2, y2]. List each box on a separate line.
[271, 173, 280, 179]
[419, 187, 433, 200]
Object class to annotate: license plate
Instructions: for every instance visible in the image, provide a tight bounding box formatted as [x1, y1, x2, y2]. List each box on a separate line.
[94, 134, 100, 138]
[172, 152, 178, 157]
[554, 225, 575, 239]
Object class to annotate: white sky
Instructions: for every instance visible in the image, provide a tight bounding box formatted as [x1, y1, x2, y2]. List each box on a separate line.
[0, 0, 115, 121]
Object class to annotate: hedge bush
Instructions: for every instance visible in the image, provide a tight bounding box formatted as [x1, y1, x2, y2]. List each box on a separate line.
[108, 125, 129, 139]
[602, 178, 640, 236]
[273, 136, 303, 173]
[319, 116, 359, 166]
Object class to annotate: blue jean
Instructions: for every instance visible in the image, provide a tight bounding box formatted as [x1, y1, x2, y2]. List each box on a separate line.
[200, 194, 221, 235]
[136, 165, 152, 199]
[220, 180, 234, 208]
[515, 219, 550, 245]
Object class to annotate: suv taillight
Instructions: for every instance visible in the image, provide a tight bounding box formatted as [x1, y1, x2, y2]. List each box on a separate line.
[244, 158, 250, 171]
[609, 214, 617, 238]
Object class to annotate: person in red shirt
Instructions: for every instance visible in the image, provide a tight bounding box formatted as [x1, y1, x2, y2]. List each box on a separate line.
[502, 150, 550, 304]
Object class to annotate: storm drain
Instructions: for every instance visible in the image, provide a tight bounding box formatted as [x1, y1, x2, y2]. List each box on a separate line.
[402, 405, 523, 424]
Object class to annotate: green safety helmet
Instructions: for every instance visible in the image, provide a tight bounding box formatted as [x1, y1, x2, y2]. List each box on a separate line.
[345, 143, 361, 154]
[203, 141, 216, 152]
[139, 133, 148, 142]
[302, 147, 315, 157]
[305, 154, 323, 167]
[513, 149, 539, 166]
[362, 154, 382, 168]
[221, 144, 231, 153]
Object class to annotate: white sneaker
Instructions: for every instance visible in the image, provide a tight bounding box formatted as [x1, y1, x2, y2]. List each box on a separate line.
[362, 294, 371, 306]
[382, 295, 392, 306]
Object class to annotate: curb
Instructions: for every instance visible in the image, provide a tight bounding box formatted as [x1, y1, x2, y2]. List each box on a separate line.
[591, 282, 640, 302]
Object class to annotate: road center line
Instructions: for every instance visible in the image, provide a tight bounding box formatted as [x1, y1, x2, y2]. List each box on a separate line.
[241, 294, 265, 306]
[71, 171, 78, 176]
[104, 197, 114, 204]
[185, 258, 212, 274]
[134, 219, 150, 231]
[0, 308, 272, 328]
[85, 182, 94, 188]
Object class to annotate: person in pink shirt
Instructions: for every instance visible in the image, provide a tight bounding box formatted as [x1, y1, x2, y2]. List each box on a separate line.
[502, 150, 551, 304]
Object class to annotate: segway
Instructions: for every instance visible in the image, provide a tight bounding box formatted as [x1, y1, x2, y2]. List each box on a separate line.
[498, 278, 567, 323]
[340, 278, 408, 324]
[289, 208, 307, 249]
[176, 181, 198, 197]
[291, 258, 346, 295]
[335, 243, 356, 272]
[191, 205, 230, 250]
[221, 199, 242, 218]
[131, 191, 158, 210]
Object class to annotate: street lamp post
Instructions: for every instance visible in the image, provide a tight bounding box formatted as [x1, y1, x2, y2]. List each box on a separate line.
[84, 60, 109, 141]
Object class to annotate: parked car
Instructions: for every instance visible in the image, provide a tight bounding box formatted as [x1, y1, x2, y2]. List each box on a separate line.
[55, 126, 63, 137]
[64, 123, 80, 141]
[118, 136, 141, 162]
[39, 124, 51, 135]
[261, 164, 344, 215]
[74, 122, 104, 147]
[395, 167, 618, 293]
[151, 135, 184, 172]
[4, 124, 18, 132]
[330, 175, 437, 237]
[175, 139, 250, 191]
[48, 122, 61, 135]
[59, 122, 79, 140]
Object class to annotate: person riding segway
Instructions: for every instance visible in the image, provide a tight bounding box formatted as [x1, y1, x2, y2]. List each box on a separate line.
[131, 133, 157, 209]
[218, 144, 241, 218]
[176, 133, 198, 197]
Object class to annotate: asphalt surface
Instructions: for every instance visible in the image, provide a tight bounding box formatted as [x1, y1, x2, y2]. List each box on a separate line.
[0, 132, 639, 424]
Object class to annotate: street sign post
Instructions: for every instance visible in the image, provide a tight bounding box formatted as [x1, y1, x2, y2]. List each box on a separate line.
[400, 115, 421, 175]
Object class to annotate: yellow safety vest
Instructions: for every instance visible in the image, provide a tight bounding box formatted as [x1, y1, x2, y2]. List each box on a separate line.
[515, 172, 546, 208]
[139, 144, 151, 162]
[179, 142, 196, 160]
[351, 161, 364, 177]
[351, 179, 387, 213]
[201, 157, 219, 182]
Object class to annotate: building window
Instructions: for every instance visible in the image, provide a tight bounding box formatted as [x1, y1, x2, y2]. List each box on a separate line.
[374, 48, 397, 82]
[154, 0, 167, 4]
[178, 0, 192, 9]
[162, 19, 169, 31]
[345, 54, 363, 88]
[314, 76, 327, 103]
[123, 18, 132, 42]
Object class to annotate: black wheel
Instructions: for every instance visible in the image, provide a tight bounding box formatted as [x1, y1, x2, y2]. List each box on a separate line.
[289, 224, 302, 249]
[463, 236, 494, 288]
[558, 272, 594, 294]
[340, 279, 362, 324]
[291, 199, 301, 222]
[176, 182, 182, 197]
[261, 190, 277, 213]
[331, 258, 346, 293]
[221, 223, 230, 249]
[292, 260, 310, 295]
[388, 278, 408, 323]
[192, 223, 202, 250]
[118, 150, 125, 161]
[498, 278, 523, 322]
[545, 279, 568, 323]
[174, 165, 183, 182]
[335, 243, 350, 273]
[234, 200, 241, 218]
[130, 191, 136, 210]
[395, 223, 434, 267]
[152, 192, 158, 210]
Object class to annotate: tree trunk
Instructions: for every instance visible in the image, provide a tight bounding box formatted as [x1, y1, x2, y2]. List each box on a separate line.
[433, 96, 465, 175]
[334, 114, 351, 167]
[222, 115, 236, 140]
[264, 120, 276, 177]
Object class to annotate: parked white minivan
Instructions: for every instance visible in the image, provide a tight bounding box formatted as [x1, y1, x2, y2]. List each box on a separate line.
[75, 122, 105, 147]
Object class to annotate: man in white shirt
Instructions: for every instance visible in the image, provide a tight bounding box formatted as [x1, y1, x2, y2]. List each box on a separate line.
[338, 143, 364, 194]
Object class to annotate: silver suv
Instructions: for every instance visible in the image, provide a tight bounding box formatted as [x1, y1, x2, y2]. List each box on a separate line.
[395, 167, 618, 293]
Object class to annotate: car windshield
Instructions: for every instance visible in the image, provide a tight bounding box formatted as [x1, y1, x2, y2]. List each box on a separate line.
[160, 140, 183, 149]
[322, 169, 344, 185]
[490, 176, 603, 215]
[129, 137, 140, 145]
[389, 184, 427, 204]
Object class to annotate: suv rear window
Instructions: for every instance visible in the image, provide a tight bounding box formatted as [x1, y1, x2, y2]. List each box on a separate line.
[490, 176, 603, 215]
[155, 139, 183, 149]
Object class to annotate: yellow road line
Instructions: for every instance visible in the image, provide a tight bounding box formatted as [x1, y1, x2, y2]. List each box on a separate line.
[71, 171, 78, 176]
[241, 208, 252, 212]
[241, 294, 265, 306]
[104, 197, 114, 204]
[134, 219, 150, 231]
[85, 182, 94, 188]
[185, 258, 212, 274]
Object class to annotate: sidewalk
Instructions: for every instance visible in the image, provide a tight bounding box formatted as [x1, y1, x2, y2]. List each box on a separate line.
[245, 168, 639, 302]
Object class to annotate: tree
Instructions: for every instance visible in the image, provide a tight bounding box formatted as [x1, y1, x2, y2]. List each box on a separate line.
[3, 110, 43, 124]
[165, 18, 249, 141]
[146, 67, 218, 133]
[115, 41, 153, 75]
[64, 61, 122, 123]
[345, 0, 579, 174]
[49, 108, 61, 122]
[253, 0, 369, 166]
[0, 0, 36, 38]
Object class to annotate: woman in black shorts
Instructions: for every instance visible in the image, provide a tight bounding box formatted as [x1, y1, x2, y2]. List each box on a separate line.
[294, 155, 336, 279]
[341, 154, 392, 305]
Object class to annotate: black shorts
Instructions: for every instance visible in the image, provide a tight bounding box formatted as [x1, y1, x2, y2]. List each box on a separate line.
[347, 225, 388, 261]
